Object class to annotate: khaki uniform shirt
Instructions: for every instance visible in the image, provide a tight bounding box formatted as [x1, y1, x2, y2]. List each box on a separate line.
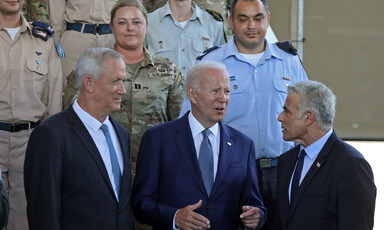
[145, 1, 225, 75]
[143, 0, 232, 38]
[0, 15, 62, 123]
[48, 0, 117, 39]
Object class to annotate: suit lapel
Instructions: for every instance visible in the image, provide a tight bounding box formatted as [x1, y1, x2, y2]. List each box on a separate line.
[174, 113, 207, 196]
[210, 123, 234, 196]
[67, 106, 116, 200]
[289, 131, 338, 216]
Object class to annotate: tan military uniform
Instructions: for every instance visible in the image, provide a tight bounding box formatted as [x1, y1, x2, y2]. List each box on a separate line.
[47, 0, 116, 83]
[22, 0, 50, 24]
[143, 0, 233, 38]
[0, 15, 62, 230]
[63, 48, 184, 176]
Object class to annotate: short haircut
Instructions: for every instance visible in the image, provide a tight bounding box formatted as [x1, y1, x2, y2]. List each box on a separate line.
[230, 0, 269, 17]
[288, 80, 336, 131]
[110, 0, 148, 24]
[75, 47, 124, 87]
[184, 61, 229, 98]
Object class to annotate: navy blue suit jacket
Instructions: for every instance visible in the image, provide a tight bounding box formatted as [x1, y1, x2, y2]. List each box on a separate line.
[132, 112, 266, 229]
[276, 131, 376, 230]
[24, 105, 134, 230]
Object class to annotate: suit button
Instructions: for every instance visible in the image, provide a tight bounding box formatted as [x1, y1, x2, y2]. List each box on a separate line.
[206, 205, 213, 209]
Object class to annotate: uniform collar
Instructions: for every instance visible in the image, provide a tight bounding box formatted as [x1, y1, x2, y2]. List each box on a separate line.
[222, 36, 283, 62]
[159, 1, 204, 25]
[1, 15, 30, 33]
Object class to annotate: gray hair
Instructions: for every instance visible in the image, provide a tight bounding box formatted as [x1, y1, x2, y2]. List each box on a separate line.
[75, 47, 124, 87]
[288, 80, 336, 131]
[184, 61, 229, 98]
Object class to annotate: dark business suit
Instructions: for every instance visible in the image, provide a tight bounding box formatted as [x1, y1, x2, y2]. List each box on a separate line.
[132, 112, 266, 230]
[24, 105, 134, 230]
[276, 131, 376, 230]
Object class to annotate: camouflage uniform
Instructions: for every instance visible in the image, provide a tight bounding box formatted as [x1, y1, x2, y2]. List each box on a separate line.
[143, 0, 233, 38]
[63, 48, 185, 177]
[22, 0, 49, 24]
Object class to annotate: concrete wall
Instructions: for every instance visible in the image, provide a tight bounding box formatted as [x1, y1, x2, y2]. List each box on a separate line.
[269, 0, 384, 140]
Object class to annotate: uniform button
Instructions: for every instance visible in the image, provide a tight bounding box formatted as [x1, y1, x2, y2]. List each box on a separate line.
[182, 49, 185, 52]
[182, 67, 186, 70]
[207, 205, 213, 209]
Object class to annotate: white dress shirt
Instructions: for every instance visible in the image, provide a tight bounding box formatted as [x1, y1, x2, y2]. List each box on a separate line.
[73, 99, 124, 200]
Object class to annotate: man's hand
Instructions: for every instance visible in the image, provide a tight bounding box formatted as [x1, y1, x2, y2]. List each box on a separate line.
[240, 205, 261, 229]
[175, 200, 210, 230]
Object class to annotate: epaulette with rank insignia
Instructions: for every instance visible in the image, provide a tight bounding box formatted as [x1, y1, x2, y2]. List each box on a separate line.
[205, 9, 227, 42]
[31, 21, 54, 41]
[31, 21, 65, 58]
[276, 40, 298, 55]
[205, 9, 224, 22]
[196, 46, 220, 61]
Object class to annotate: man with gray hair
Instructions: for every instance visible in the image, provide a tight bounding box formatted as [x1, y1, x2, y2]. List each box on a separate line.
[24, 47, 135, 230]
[132, 61, 266, 229]
[276, 80, 376, 230]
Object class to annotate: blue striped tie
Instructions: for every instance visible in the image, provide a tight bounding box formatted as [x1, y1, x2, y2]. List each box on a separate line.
[291, 149, 306, 203]
[100, 124, 121, 198]
[199, 129, 214, 196]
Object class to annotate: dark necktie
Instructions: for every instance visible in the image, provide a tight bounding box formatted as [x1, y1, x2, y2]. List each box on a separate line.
[291, 149, 306, 203]
[199, 129, 214, 196]
[100, 124, 121, 198]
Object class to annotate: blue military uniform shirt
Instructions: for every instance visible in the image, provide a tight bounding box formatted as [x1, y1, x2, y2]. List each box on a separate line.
[180, 36, 308, 159]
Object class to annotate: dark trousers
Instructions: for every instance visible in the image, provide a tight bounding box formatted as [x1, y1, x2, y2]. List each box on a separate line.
[257, 161, 278, 230]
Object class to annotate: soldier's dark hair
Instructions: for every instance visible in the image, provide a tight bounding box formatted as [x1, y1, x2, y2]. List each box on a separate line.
[230, 0, 269, 17]
[110, 0, 148, 24]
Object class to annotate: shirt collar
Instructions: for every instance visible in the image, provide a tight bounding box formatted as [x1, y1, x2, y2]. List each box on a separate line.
[73, 99, 109, 132]
[300, 129, 333, 160]
[222, 36, 283, 62]
[159, 1, 203, 25]
[188, 112, 219, 138]
[1, 15, 30, 34]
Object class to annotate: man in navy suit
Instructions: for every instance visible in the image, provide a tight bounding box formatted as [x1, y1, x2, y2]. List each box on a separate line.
[132, 61, 266, 230]
[276, 80, 376, 230]
[24, 48, 135, 230]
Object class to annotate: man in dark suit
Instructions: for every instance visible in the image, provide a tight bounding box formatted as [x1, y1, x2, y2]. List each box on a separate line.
[276, 80, 376, 230]
[132, 61, 266, 230]
[24, 48, 134, 230]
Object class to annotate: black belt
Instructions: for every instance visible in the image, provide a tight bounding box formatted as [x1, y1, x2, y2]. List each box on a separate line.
[256, 158, 279, 168]
[66, 23, 112, 35]
[0, 121, 41, 132]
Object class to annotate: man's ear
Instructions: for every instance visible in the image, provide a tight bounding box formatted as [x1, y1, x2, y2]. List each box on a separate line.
[188, 86, 197, 105]
[305, 110, 316, 126]
[83, 75, 94, 93]
[229, 14, 234, 31]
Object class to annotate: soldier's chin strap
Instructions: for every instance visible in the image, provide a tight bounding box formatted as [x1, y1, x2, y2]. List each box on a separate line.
[32, 21, 65, 58]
